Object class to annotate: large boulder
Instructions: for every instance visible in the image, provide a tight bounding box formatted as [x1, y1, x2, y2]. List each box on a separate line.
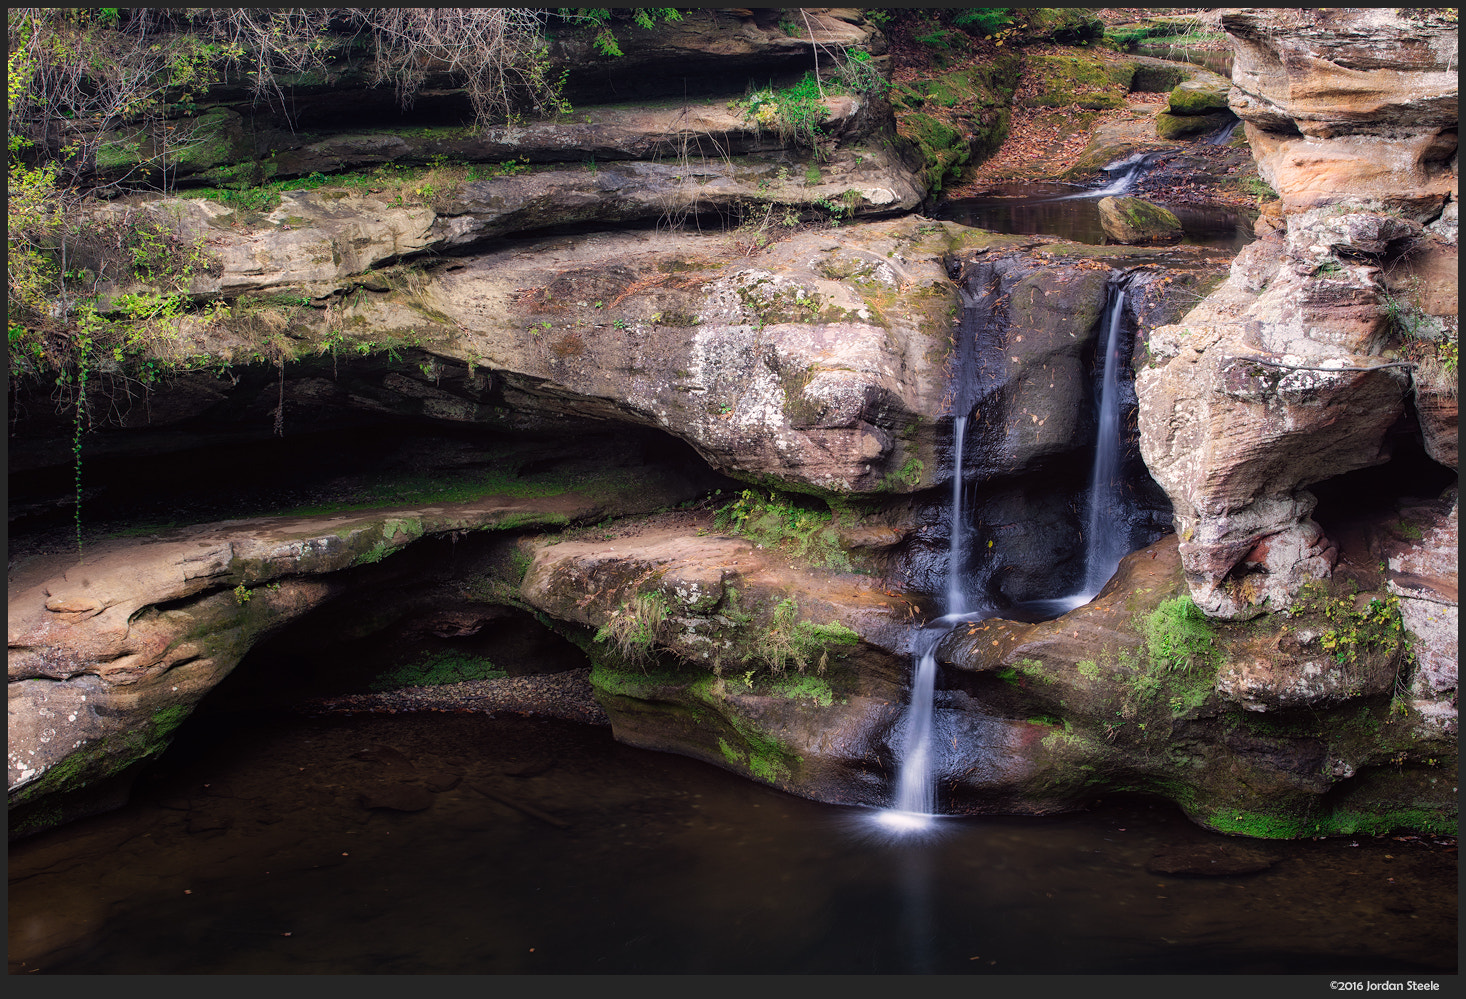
[1098, 196, 1183, 245]
[1223, 8, 1458, 219]
[1154, 110, 1235, 141]
[1166, 78, 1231, 116]
[1136, 207, 1438, 620]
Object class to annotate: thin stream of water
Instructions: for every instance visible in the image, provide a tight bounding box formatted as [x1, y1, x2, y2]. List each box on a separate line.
[944, 415, 968, 617]
[1082, 283, 1129, 598]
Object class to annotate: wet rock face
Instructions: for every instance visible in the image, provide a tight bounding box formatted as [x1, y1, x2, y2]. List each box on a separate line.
[1224, 8, 1458, 218]
[878, 247, 1223, 610]
[572, 530, 1455, 837]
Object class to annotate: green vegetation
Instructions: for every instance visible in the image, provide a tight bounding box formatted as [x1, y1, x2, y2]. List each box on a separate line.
[737, 72, 831, 154]
[749, 597, 859, 674]
[714, 488, 853, 570]
[1021, 54, 1135, 110]
[1104, 596, 1224, 715]
[952, 10, 1014, 36]
[766, 673, 836, 707]
[370, 650, 507, 691]
[879, 457, 924, 491]
[1383, 292, 1458, 392]
[1238, 175, 1279, 201]
[1200, 803, 1457, 840]
[567, 8, 683, 58]
[594, 590, 670, 662]
[1141, 595, 1221, 673]
[1291, 583, 1408, 667]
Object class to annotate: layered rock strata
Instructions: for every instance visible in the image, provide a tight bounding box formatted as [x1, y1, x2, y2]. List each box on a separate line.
[1224, 8, 1458, 219]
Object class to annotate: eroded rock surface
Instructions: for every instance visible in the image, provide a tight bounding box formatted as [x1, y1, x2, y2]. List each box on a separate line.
[1138, 205, 1454, 621]
[1225, 8, 1458, 218]
[7, 455, 707, 836]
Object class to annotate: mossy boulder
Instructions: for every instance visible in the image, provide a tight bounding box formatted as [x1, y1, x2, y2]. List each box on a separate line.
[1167, 78, 1232, 116]
[889, 55, 1022, 193]
[1098, 196, 1183, 245]
[1154, 110, 1237, 141]
[1130, 62, 1187, 93]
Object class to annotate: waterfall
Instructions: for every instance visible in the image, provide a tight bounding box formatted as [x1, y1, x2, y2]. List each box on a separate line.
[1206, 119, 1241, 146]
[1058, 152, 1158, 200]
[879, 291, 990, 829]
[1080, 282, 1130, 598]
[890, 630, 941, 817]
[944, 416, 967, 617]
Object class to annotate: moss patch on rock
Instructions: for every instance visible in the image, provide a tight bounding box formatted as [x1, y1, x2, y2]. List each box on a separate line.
[1154, 111, 1235, 141]
[1021, 54, 1137, 111]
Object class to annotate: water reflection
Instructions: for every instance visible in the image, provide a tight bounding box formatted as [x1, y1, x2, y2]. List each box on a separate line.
[8, 711, 1456, 975]
[936, 186, 1254, 251]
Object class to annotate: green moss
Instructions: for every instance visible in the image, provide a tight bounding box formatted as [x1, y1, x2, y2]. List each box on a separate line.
[878, 457, 925, 492]
[12, 703, 191, 806]
[895, 112, 969, 193]
[767, 674, 836, 707]
[1128, 63, 1186, 92]
[746, 751, 791, 784]
[370, 650, 507, 691]
[1022, 54, 1135, 110]
[1316, 808, 1454, 837]
[1196, 807, 1315, 839]
[717, 737, 743, 767]
[588, 659, 688, 700]
[1154, 111, 1234, 141]
[1167, 81, 1230, 115]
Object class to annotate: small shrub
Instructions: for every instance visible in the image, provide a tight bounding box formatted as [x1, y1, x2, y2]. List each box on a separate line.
[749, 597, 858, 674]
[739, 72, 829, 152]
[713, 489, 851, 570]
[595, 590, 670, 662]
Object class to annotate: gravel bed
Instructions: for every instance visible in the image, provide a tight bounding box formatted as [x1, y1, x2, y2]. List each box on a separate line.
[300, 667, 610, 726]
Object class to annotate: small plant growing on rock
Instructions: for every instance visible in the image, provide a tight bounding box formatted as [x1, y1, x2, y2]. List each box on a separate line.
[749, 597, 859, 674]
[595, 590, 670, 662]
[714, 489, 851, 570]
[1292, 583, 1407, 666]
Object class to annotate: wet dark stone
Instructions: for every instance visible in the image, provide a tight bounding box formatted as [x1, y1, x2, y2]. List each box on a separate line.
[351, 745, 416, 771]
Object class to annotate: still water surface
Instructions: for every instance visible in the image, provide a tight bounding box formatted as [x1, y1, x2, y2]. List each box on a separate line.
[9, 710, 1456, 974]
[937, 184, 1255, 252]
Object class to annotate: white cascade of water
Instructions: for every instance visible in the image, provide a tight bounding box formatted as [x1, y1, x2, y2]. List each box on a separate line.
[944, 415, 967, 617]
[1081, 284, 1128, 597]
[890, 634, 940, 816]
[879, 415, 972, 828]
[1207, 119, 1241, 146]
[1057, 153, 1154, 200]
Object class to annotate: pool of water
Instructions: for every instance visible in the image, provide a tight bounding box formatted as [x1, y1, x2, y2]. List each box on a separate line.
[937, 184, 1254, 252]
[9, 710, 1457, 974]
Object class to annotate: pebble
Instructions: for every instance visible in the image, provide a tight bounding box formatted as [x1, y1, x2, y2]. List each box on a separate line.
[303, 667, 611, 726]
